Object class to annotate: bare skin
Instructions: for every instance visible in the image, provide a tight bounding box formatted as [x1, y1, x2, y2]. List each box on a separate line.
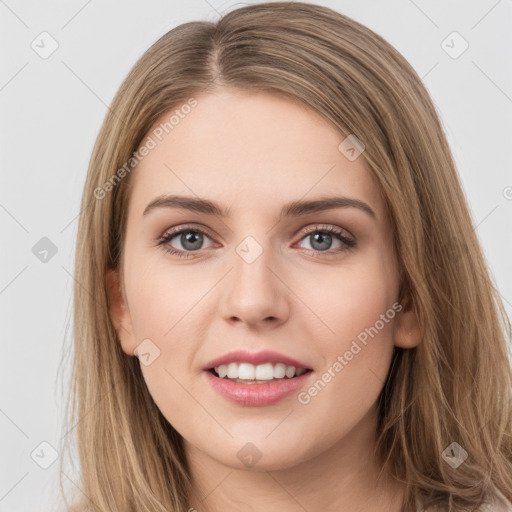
[107, 88, 421, 511]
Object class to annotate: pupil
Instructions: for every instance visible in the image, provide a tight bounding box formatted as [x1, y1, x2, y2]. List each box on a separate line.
[182, 231, 203, 251]
[311, 233, 332, 251]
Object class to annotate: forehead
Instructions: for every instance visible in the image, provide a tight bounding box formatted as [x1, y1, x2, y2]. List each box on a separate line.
[127, 88, 385, 221]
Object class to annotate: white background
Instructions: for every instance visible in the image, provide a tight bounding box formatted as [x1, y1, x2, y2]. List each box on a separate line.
[1, 1, 511, 510]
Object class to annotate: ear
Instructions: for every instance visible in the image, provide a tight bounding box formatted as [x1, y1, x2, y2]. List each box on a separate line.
[393, 291, 421, 349]
[106, 269, 137, 356]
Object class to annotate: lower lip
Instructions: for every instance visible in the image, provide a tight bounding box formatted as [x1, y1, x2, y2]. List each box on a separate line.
[204, 370, 313, 406]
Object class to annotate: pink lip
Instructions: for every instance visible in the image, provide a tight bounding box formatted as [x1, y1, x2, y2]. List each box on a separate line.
[204, 369, 313, 407]
[202, 350, 311, 370]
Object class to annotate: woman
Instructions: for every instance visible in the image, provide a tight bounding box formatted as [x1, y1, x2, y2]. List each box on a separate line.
[61, 2, 512, 511]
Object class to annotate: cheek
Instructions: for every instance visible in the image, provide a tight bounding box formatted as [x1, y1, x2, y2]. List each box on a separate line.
[123, 255, 216, 405]
[125, 251, 211, 344]
[299, 247, 398, 349]
[297, 249, 399, 406]
[292, 263, 398, 452]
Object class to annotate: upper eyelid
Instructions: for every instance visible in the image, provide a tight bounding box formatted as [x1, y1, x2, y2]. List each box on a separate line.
[162, 223, 217, 241]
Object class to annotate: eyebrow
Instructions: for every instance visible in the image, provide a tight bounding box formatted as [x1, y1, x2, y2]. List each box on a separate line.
[142, 194, 376, 220]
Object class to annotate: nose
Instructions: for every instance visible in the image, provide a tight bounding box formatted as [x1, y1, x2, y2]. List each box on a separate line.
[220, 242, 291, 330]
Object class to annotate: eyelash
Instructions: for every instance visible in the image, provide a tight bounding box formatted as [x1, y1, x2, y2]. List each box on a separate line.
[157, 224, 356, 259]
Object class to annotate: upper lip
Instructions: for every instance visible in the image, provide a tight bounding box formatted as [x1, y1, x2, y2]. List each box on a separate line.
[203, 350, 311, 370]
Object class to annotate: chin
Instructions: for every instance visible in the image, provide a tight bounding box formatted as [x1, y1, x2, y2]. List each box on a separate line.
[197, 434, 316, 472]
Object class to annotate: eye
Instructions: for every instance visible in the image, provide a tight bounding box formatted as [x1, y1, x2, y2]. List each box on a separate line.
[157, 223, 356, 259]
[295, 225, 356, 256]
[157, 225, 215, 259]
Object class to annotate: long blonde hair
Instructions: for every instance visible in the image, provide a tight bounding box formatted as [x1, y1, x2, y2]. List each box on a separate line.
[60, 2, 512, 511]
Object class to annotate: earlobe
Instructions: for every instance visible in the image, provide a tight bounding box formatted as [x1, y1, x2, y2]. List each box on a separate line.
[105, 269, 137, 356]
[393, 293, 422, 349]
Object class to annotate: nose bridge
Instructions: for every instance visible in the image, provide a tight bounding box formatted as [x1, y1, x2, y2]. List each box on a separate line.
[232, 233, 278, 301]
[220, 233, 290, 327]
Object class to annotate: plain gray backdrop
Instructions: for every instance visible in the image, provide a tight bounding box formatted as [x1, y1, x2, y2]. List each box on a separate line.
[1, 1, 511, 510]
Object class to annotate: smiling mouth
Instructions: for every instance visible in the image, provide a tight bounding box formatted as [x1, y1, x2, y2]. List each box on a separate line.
[208, 362, 313, 383]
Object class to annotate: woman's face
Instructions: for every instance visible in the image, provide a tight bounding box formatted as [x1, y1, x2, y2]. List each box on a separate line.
[109, 88, 415, 472]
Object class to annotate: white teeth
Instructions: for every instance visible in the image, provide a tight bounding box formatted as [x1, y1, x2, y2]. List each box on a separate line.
[274, 363, 286, 379]
[285, 366, 296, 378]
[213, 362, 308, 380]
[238, 363, 255, 380]
[255, 363, 274, 380]
[227, 362, 238, 379]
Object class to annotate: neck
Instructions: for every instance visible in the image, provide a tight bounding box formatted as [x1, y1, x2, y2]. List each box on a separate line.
[185, 405, 405, 512]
